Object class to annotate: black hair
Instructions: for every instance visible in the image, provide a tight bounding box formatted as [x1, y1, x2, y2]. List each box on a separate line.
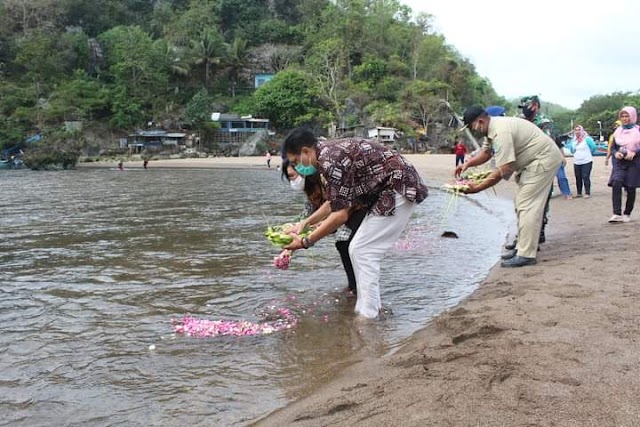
[281, 158, 291, 181]
[282, 127, 317, 156]
[304, 173, 324, 209]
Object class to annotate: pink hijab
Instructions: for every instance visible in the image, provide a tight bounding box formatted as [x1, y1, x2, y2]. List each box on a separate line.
[613, 106, 640, 150]
[574, 125, 587, 143]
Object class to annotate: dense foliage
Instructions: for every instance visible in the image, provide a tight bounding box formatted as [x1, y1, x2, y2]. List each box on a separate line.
[0, 0, 637, 153]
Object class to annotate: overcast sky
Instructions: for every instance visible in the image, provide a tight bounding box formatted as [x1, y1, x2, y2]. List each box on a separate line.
[403, 0, 640, 109]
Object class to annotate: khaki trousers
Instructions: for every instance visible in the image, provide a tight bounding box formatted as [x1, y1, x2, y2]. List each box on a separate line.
[514, 162, 558, 258]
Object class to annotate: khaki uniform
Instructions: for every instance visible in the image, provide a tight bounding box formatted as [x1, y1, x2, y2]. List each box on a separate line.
[482, 117, 564, 258]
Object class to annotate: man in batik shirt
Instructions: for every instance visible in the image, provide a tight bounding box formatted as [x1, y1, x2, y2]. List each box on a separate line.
[282, 127, 428, 319]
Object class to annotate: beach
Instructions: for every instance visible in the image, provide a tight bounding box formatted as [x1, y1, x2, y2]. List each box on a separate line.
[83, 155, 640, 426]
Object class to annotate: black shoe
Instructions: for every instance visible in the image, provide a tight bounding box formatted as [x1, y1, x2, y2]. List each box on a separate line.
[501, 256, 537, 268]
[501, 249, 517, 260]
[504, 239, 517, 250]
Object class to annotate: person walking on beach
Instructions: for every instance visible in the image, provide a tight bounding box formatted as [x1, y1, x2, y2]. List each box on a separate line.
[566, 125, 596, 198]
[455, 106, 563, 268]
[454, 138, 467, 167]
[607, 106, 640, 223]
[281, 128, 428, 319]
[265, 151, 272, 168]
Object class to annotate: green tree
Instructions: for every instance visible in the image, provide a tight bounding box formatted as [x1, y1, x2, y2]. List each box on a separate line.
[190, 29, 227, 89]
[364, 100, 404, 128]
[47, 70, 110, 121]
[305, 38, 348, 122]
[13, 30, 67, 83]
[402, 80, 450, 135]
[225, 37, 249, 98]
[98, 25, 169, 112]
[254, 69, 322, 130]
[1, 0, 65, 35]
[109, 84, 144, 128]
[184, 88, 212, 125]
[162, 0, 219, 46]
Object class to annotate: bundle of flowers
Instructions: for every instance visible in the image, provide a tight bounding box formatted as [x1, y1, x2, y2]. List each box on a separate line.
[273, 249, 292, 270]
[441, 180, 471, 194]
[462, 169, 492, 183]
[264, 223, 310, 248]
[265, 223, 312, 270]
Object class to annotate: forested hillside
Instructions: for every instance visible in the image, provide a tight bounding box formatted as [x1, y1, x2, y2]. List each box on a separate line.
[1, 0, 637, 155]
[0, 0, 509, 152]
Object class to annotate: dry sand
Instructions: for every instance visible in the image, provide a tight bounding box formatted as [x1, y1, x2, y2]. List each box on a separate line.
[83, 155, 640, 426]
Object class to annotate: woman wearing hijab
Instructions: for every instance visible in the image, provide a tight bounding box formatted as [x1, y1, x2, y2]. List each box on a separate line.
[567, 125, 596, 198]
[608, 106, 640, 223]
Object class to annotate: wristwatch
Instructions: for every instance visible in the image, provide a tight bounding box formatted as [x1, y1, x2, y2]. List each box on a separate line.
[302, 236, 315, 249]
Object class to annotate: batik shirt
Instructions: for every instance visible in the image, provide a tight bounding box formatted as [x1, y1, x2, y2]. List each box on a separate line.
[317, 138, 428, 216]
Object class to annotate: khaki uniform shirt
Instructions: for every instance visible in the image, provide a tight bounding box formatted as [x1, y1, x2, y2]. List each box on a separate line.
[482, 117, 563, 174]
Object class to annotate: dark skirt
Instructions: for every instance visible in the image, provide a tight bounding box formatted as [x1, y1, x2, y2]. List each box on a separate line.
[608, 155, 640, 188]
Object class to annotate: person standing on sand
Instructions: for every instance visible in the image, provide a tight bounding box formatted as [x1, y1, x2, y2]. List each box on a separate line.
[566, 125, 596, 198]
[455, 106, 563, 268]
[453, 138, 467, 167]
[281, 127, 428, 319]
[607, 106, 640, 223]
[265, 151, 272, 168]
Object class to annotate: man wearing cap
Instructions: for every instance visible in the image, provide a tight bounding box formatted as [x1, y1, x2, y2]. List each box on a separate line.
[519, 96, 554, 137]
[455, 106, 563, 267]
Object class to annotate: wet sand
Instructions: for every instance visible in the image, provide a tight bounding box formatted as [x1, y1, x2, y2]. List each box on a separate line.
[83, 155, 640, 426]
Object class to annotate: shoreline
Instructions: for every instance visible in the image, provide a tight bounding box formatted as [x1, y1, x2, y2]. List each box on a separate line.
[77, 157, 277, 170]
[86, 154, 640, 425]
[251, 154, 640, 426]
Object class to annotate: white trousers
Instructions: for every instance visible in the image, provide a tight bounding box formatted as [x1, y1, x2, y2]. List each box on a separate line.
[348, 192, 416, 319]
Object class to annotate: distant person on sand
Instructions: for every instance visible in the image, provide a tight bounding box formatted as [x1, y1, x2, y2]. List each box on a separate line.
[453, 138, 467, 166]
[143, 159, 149, 170]
[265, 151, 272, 168]
[455, 106, 563, 268]
[607, 106, 640, 223]
[566, 125, 596, 198]
[117, 161, 124, 171]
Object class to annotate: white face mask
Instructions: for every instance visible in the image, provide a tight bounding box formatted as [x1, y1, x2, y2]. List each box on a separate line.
[289, 175, 305, 192]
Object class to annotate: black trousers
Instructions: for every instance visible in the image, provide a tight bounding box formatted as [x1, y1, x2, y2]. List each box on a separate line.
[611, 182, 637, 216]
[573, 161, 593, 196]
[335, 210, 367, 293]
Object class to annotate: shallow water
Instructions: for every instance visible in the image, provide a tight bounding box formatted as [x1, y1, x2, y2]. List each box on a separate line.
[0, 167, 512, 426]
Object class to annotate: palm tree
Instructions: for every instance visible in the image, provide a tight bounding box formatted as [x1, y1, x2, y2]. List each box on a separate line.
[225, 37, 249, 98]
[191, 29, 226, 89]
